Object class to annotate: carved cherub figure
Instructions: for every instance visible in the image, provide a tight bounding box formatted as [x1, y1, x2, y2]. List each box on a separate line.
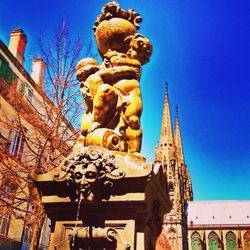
[100, 33, 152, 152]
[76, 33, 152, 153]
[76, 57, 100, 113]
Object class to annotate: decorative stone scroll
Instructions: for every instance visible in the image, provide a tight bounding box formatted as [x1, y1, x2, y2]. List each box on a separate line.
[69, 226, 130, 250]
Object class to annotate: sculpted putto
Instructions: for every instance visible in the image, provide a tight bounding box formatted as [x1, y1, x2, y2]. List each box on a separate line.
[75, 1, 152, 154]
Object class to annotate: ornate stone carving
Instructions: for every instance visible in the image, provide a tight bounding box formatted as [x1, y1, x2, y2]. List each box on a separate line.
[75, 1, 152, 154]
[33, 3, 173, 250]
[69, 226, 130, 250]
[54, 146, 125, 201]
[93, 1, 142, 32]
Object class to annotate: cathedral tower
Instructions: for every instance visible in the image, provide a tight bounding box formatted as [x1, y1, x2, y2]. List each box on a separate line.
[155, 83, 193, 250]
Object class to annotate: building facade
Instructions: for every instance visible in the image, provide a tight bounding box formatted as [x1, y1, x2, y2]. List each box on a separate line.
[156, 84, 250, 250]
[155, 84, 193, 250]
[0, 29, 77, 249]
[188, 201, 250, 250]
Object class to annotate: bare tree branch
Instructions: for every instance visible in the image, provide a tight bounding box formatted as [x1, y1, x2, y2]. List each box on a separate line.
[0, 20, 96, 249]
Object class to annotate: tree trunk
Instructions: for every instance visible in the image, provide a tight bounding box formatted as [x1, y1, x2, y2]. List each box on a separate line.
[29, 185, 46, 250]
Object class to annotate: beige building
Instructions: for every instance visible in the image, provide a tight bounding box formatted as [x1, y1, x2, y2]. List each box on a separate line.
[0, 29, 77, 249]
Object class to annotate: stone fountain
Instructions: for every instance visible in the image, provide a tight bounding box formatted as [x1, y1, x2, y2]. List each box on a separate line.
[34, 2, 171, 249]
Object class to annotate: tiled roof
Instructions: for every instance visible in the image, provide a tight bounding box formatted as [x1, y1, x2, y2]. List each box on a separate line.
[187, 200, 250, 226]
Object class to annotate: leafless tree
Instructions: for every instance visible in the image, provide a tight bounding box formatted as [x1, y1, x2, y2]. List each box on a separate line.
[0, 20, 96, 249]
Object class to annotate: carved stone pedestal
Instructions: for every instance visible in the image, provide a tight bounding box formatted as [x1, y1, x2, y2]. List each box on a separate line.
[35, 146, 171, 249]
[53, 220, 134, 250]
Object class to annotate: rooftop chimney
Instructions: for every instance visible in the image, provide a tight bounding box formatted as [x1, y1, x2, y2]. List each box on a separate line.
[31, 57, 46, 90]
[8, 29, 27, 65]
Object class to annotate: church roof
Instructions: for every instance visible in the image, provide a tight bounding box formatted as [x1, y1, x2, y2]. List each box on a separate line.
[187, 200, 250, 226]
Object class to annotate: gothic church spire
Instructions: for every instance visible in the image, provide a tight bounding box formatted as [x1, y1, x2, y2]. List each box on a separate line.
[174, 106, 184, 163]
[155, 82, 174, 162]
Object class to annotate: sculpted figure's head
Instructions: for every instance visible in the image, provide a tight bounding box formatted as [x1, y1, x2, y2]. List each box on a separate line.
[76, 57, 99, 82]
[56, 148, 126, 201]
[73, 163, 98, 198]
[125, 33, 152, 65]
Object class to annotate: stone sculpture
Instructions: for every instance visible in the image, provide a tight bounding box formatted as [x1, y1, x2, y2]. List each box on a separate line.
[34, 2, 171, 249]
[69, 227, 130, 249]
[54, 146, 126, 201]
[76, 1, 152, 154]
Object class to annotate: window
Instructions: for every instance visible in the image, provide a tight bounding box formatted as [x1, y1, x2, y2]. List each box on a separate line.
[21, 204, 33, 250]
[21, 225, 32, 250]
[0, 181, 17, 207]
[226, 231, 236, 250]
[208, 231, 219, 250]
[191, 232, 201, 250]
[0, 184, 12, 236]
[0, 132, 9, 152]
[0, 56, 14, 84]
[3, 129, 13, 153]
[244, 231, 250, 249]
[20, 82, 33, 103]
[0, 184, 12, 204]
[0, 215, 9, 235]
[10, 129, 25, 160]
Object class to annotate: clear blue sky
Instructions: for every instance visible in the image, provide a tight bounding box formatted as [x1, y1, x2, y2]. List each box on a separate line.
[1, 0, 250, 200]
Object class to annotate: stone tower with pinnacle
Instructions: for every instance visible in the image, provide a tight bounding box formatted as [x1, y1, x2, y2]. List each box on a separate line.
[155, 82, 193, 250]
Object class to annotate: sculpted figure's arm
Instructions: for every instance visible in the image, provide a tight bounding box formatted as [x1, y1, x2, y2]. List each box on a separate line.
[110, 56, 141, 80]
[110, 55, 141, 68]
[97, 66, 138, 84]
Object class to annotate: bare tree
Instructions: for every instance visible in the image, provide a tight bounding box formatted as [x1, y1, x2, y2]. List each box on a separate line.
[0, 20, 95, 249]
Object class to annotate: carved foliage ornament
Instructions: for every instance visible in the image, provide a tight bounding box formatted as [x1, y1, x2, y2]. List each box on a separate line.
[93, 1, 142, 31]
[54, 147, 125, 200]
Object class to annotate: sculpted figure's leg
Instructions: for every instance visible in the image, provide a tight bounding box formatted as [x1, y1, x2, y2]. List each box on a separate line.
[73, 113, 93, 149]
[114, 79, 142, 120]
[113, 79, 143, 152]
[80, 113, 92, 136]
[90, 84, 118, 132]
[124, 89, 142, 153]
[126, 115, 142, 153]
